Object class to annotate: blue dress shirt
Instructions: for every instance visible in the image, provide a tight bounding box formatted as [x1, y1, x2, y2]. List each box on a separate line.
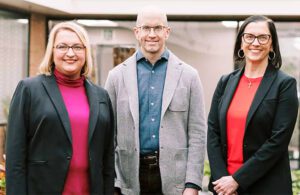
[137, 49, 169, 155]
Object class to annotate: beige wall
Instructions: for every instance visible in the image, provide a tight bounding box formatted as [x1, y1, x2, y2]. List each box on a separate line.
[167, 28, 236, 113]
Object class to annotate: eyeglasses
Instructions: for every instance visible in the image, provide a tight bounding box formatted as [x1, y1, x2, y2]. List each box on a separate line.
[242, 33, 271, 45]
[137, 25, 167, 34]
[54, 43, 86, 53]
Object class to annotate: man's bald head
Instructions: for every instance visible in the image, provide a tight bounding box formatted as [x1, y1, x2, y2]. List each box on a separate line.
[136, 6, 168, 27]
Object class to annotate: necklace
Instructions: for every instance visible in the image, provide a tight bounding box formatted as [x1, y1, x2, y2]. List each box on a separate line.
[244, 74, 253, 88]
[247, 78, 252, 88]
[244, 74, 263, 89]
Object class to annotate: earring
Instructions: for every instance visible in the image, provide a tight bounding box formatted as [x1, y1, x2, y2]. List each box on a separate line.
[238, 49, 245, 58]
[269, 51, 276, 60]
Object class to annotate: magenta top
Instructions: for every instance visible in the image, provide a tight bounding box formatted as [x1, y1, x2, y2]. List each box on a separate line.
[54, 69, 91, 195]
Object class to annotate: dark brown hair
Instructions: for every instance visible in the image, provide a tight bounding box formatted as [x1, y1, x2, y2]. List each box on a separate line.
[233, 15, 282, 69]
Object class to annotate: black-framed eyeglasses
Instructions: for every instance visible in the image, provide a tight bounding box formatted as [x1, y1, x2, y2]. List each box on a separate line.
[242, 33, 271, 45]
[54, 43, 86, 53]
[137, 25, 167, 34]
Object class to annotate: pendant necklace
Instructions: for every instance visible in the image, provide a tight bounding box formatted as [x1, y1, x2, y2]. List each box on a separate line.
[244, 74, 253, 88]
[247, 78, 252, 88]
[244, 74, 263, 89]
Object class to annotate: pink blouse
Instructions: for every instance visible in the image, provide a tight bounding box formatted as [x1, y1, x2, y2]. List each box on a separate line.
[54, 69, 90, 195]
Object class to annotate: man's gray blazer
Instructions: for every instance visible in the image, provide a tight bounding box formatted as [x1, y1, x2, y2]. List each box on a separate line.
[105, 50, 207, 195]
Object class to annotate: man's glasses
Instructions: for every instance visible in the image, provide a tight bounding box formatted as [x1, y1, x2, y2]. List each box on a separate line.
[137, 25, 167, 34]
[54, 43, 86, 53]
[242, 33, 271, 45]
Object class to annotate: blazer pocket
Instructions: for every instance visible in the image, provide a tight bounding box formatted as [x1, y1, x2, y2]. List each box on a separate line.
[115, 147, 130, 187]
[28, 160, 48, 165]
[169, 87, 188, 112]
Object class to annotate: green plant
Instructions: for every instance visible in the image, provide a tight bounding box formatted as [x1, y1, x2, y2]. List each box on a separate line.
[204, 160, 211, 177]
[1, 96, 11, 121]
[292, 169, 300, 195]
[0, 162, 5, 194]
[0, 177, 5, 188]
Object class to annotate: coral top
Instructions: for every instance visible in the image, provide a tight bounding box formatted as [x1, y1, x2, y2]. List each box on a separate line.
[226, 74, 262, 175]
[54, 69, 90, 195]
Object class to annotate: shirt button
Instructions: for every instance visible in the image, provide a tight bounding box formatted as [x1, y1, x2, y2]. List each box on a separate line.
[152, 135, 156, 138]
[150, 86, 155, 89]
[151, 102, 154, 106]
[151, 118, 155, 122]
[152, 70, 155, 73]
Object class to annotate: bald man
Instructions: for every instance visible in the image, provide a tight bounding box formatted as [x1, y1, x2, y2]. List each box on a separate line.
[105, 6, 207, 195]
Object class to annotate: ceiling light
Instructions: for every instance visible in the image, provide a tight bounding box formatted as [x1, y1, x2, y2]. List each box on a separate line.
[77, 20, 118, 27]
[17, 19, 29, 24]
[221, 21, 238, 28]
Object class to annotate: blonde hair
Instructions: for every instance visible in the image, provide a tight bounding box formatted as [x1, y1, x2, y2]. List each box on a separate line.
[39, 21, 93, 77]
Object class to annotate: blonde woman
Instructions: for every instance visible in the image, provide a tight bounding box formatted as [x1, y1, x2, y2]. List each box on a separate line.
[6, 21, 114, 195]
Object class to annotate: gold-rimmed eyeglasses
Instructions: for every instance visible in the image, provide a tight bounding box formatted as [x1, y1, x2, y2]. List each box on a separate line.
[242, 33, 271, 45]
[137, 25, 167, 34]
[54, 43, 86, 53]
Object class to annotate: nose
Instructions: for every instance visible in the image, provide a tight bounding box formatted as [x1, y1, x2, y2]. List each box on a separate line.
[66, 47, 75, 56]
[252, 38, 260, 45]
[148, 28, 156, 36]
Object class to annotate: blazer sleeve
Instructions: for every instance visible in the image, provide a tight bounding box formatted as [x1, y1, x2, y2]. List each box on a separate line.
[6, 80, 30, 195]
[185, 72, 207, 188]
[232, 77, 298, 190]
[103, 90, 115, 194]
[207, 75, 230, 181]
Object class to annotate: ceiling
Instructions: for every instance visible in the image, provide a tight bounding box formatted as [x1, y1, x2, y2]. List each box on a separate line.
[1, 0, 300, 20]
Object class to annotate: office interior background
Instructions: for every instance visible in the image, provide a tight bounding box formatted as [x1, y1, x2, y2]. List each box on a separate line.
[0, 0, 300, 173]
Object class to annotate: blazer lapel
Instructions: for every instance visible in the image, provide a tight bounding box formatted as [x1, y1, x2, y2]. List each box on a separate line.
[42, 75, 72, 143]
[246, 66, 277, 129]
[85, 80, 102, 143]
[161, 52, 183, 118]
[122, 55, 139, 127]
[219, 69, 242, 143]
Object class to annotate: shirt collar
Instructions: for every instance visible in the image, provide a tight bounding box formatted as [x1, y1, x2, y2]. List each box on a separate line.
[136, 49, 169, 62]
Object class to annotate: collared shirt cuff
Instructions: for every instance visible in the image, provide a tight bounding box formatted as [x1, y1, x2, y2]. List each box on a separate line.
[185, 182, 202, 191]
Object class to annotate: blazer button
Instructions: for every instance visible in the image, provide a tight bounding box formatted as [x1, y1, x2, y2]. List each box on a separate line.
[243, 144, 248, 148]
[66, 156, 71, 160]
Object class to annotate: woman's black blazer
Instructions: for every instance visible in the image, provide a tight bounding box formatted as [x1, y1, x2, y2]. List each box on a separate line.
[207, 65, 298, 194]
[6, 74, 115, 195]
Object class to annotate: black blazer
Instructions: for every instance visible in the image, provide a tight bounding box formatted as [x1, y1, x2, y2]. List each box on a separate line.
[6, 75, 115, 195]
[207, 65, 298, 194]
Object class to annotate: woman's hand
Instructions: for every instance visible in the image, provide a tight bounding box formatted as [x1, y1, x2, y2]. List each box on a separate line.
[212, 176, 239, 195]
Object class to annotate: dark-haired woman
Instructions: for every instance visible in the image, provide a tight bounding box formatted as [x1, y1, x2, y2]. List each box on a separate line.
[207, 15, 298, 195]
